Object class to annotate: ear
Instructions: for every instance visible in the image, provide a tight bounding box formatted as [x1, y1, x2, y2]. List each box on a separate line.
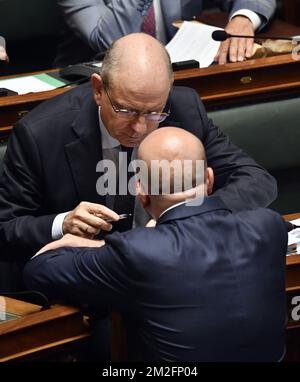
[206, 167, 214, 195]
[138, 193, 151, 209]
[136, 180, 151, 209]
[91, 73, 104, 106]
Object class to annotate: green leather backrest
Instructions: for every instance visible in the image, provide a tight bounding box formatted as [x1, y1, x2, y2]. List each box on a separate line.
[207, 97, 300, 172]
[207, 96, 300, 214]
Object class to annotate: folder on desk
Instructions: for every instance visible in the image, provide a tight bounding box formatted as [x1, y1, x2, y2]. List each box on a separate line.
[287, 218, 300, 256]
[0, 73, 66, 95]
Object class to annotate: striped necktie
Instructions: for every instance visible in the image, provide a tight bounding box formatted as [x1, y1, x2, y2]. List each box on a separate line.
[112, 145, 134, 232]
[141, 4, 156, 37]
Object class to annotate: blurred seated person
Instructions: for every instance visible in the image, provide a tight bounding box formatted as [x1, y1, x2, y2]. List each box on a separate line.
[54, 0, 276, 66]
[24, 127, 287, 361]
[0, 36, 9, 62]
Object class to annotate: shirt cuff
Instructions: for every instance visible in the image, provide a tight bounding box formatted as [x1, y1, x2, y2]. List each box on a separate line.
[230, 9, 262, 31]
[51, 212, 69, 240]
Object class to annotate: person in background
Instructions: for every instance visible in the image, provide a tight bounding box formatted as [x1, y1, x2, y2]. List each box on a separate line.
[24, 127, 287, 361]
[0, 36, 9, 62]
[54, 0, 276, 66]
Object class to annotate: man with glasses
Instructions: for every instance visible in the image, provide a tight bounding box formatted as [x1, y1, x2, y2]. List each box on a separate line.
[0, 33, 276, 281]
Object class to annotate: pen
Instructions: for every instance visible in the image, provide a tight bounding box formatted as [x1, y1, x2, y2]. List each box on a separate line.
[105, 213, 132, 223]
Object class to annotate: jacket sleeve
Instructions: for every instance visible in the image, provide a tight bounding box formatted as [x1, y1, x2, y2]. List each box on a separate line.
[57, 0, 153, 54]
[23, 242, 130, 308]
[0, 122, 56, 260]
[191, 92, 278, 212]
[230, 0, 276, 29]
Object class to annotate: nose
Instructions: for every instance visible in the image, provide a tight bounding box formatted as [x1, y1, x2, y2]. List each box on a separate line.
[130, 115, 148, 136]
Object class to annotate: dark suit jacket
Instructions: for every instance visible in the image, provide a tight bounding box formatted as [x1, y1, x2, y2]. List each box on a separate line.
[24, 196, 287, 361]
[0, 84, 276, 261]
[55, 0, 276, 66]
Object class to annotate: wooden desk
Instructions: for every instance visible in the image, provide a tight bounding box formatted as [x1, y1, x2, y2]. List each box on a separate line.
[0, 297, 90, 361]
[0, 69, 68, 139]
[176, 14, 300, 109]
[175, 53, 300, 109]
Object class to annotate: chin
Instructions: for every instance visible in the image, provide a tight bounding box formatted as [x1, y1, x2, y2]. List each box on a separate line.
[122, 138, 143, 147]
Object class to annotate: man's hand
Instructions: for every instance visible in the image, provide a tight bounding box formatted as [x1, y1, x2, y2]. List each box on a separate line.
[34, 234, 105, 257]
[215, 16, 254, 64]
[63, 201, 119, 239]
[0, 46, 8, 62]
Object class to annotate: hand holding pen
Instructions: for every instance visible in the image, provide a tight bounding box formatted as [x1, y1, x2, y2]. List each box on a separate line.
[63, 202, 132, 238]
[105, 213, 132, 223]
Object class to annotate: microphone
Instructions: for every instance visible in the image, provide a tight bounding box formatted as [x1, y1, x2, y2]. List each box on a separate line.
[212, 30, 296, 42]
[286, 221, 300, 232]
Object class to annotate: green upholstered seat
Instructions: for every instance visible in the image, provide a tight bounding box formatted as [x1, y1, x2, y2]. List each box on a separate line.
[207, 96, 300, 214]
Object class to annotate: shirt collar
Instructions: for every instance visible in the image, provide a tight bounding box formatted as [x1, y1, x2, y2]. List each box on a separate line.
[158, 200, 186, 219]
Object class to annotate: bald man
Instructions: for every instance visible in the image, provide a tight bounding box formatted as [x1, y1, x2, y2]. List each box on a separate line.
[24, 127, 287, 362]
[0, 33, 276, 285]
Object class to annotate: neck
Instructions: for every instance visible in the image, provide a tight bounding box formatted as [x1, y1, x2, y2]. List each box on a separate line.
[150, 186, 208, 220]
[150, 196, 188, 221]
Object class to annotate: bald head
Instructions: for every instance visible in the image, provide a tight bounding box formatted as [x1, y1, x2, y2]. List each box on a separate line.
[135, 127, 213, 219]
[101, 33, 173, 91]
[138, 127, 206, 165]
[136, 127, 213, 220]
[138, 127, 207, 195]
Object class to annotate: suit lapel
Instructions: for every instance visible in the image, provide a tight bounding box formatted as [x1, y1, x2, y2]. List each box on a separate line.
[180, 0, 203, 20]
[159, 119, 181, 129]
[65, 97, 106, 206]
[161, 0, 181, 38]
[161, 0, 203, 38]
[159, 89, 181, 128]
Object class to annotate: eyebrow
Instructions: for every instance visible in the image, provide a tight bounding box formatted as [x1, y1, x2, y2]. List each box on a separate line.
[115, 100, 164, 114]
[108, 88, 167, 113]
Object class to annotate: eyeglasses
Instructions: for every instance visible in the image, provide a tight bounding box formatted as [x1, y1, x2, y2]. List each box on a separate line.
[104, 86, 170, 123]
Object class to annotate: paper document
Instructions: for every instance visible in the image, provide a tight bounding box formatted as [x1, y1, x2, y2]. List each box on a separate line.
[288, 218, 300, 245]
[287, 218, 300, 255]
[0, 73, 66, 95]
[166, 21, 222, 68]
